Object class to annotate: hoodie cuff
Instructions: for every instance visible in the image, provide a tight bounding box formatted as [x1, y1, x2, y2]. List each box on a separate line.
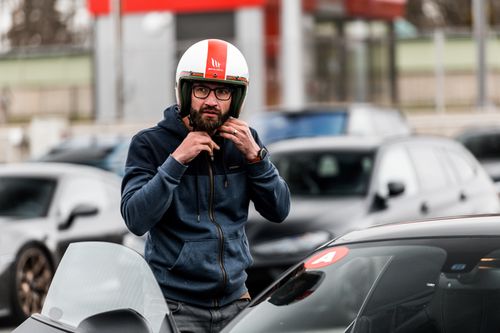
[247, 157, 271, 176]
[158, 155, 188, 181]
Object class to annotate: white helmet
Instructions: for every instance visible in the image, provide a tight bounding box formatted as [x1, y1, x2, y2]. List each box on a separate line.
[175, 39, 249, 118]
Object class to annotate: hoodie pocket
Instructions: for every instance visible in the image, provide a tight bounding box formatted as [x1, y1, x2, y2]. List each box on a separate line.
[168, 239, 220, 277]
[224, 234, 253, 276]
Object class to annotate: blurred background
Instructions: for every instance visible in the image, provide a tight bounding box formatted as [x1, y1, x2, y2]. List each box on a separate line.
[2, 1, 500, 329]
[0, 0, 498, 161]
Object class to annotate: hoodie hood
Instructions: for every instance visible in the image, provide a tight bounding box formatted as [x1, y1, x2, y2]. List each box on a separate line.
[157, 105, 189, 139]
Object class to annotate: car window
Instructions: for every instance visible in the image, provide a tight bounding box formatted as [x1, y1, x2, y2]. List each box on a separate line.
[273, 151, 374, 196]
[227, 244, 446, 333]
[0, 177, 56, 218]
[377, 146, 418, 197]
[226, 237, 500, 333]
[251, 112, 348, 144]
[58, 177, 109, 218]
[407, 145, 449, 192]
[445, 149, 476, 182]
[460, 132, 500, 160]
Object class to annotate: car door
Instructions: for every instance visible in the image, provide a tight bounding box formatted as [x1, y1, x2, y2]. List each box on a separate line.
[406, 143, 464, 218]
[443, 147, 500, 214]
[370, 144, 423, 224]
[54, 175, 126, 256]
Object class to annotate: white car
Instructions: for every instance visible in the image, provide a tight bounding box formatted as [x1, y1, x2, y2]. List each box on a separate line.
[0, 163, 128, 322]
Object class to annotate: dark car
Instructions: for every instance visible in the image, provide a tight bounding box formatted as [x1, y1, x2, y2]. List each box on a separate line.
[224, 214, 500, 333]
[248, 103, 412, 145]
[33, 136, 130, 177]
[456, 127, 500, 193]
[245, 135, 500, 294]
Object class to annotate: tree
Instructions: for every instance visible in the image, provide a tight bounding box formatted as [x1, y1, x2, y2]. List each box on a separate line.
[405, 0, 500, 30]
[7, 0, 73, 48]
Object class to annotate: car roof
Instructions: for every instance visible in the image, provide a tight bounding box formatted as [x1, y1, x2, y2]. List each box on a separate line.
[0, 162, 120, 179]
[266, 134, 458, 153]
[334, 214, 500, 244]
[38, 145, 116, 163]
[262, 103, 402, 114]
[456, 126, 500, 138]
[268, 136, 383, 152]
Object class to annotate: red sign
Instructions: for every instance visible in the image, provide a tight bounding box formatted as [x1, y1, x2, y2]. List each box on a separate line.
[304, 246, 349, 269]
[87, 0, 266, 16]
[345, 0, 406, 19]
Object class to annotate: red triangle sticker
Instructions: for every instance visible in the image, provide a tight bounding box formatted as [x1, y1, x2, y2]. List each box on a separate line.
[304, 246, 349, 269]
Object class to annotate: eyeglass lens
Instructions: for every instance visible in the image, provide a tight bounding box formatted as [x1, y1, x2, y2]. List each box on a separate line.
[193, 86, 232, 101]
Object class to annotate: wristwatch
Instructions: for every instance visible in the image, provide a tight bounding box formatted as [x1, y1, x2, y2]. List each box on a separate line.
[248, 147, 268, 164]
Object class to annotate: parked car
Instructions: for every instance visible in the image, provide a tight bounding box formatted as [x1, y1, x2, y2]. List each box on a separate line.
[12, 242, 178, 333]
[0, 163, 128, 322]
[456, 127, 500, 193]
[223, 214, 500, 332]
[33, 135, 131, 177]
[245, 134, 500, 294]
[248, 103, 412, 145]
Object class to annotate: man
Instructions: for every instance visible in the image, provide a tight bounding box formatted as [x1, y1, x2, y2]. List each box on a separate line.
[121, 39, 291, 333]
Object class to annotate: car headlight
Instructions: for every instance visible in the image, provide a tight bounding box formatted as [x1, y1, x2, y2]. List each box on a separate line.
[252, 231, 332, 256]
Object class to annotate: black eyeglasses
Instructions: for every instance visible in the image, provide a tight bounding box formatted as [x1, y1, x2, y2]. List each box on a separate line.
[192, 85, 233, 101]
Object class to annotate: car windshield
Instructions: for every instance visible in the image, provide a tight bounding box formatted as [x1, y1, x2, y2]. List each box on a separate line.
[0, 177, 56, 218]
[225, 237, 500, 333]
[273, 151, 374, 196]
[41, 242, 170, 332]
[252, 112, 348, 144]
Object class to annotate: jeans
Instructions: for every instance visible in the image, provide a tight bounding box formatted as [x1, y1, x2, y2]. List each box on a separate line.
[166, 298, 250, 333]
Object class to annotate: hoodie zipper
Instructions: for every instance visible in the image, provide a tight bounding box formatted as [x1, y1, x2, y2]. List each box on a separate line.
[206, 153, 227, 306]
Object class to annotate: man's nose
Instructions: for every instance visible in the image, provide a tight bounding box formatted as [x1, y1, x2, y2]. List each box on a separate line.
[204, 90, 219, 104]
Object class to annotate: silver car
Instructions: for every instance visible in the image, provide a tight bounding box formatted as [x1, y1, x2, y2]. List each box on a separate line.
[0, 163, 127, 322]
[245, 134, 500, 294]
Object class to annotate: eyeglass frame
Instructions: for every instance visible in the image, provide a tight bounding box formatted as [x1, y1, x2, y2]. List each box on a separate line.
[192, 84, 234, 101]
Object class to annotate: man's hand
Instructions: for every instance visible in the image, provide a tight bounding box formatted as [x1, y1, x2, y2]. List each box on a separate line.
[172, 131, 220, 164]
[218, 117, 260, 162]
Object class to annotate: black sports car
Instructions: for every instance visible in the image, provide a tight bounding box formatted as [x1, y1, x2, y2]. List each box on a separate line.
[225, 214, 500, 332]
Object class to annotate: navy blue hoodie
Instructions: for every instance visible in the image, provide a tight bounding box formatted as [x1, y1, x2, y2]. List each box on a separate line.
[121, 105, 290, 307]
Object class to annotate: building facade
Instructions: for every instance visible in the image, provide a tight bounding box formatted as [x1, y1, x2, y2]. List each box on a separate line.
[87, 0, 406, 122]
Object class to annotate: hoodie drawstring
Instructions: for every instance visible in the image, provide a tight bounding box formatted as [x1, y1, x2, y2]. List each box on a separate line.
[220, 138, 229, 188]
[194, 158, 201, 223]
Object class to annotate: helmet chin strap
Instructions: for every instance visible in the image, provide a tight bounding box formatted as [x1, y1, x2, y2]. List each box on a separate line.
[188, 115, 195, 130]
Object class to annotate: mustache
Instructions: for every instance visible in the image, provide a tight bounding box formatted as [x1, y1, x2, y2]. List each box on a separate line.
[201, 106, 221, 114]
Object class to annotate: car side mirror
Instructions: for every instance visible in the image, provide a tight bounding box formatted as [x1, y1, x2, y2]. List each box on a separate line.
[387, 181, 405, 197]
[76, 308, 153, 333]
[372, 181, 406, 212]
[58, 204, 99, 231]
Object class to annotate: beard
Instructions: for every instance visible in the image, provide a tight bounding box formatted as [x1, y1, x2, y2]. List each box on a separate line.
[189, 106, 231, 133]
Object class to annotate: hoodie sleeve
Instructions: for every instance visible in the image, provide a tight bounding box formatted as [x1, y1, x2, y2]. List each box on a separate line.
[247, 131, 291, 223]
[120, 133, 187, 236]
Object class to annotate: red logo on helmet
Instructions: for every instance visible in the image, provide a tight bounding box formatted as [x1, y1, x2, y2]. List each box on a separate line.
[205, 40, 227, 79]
